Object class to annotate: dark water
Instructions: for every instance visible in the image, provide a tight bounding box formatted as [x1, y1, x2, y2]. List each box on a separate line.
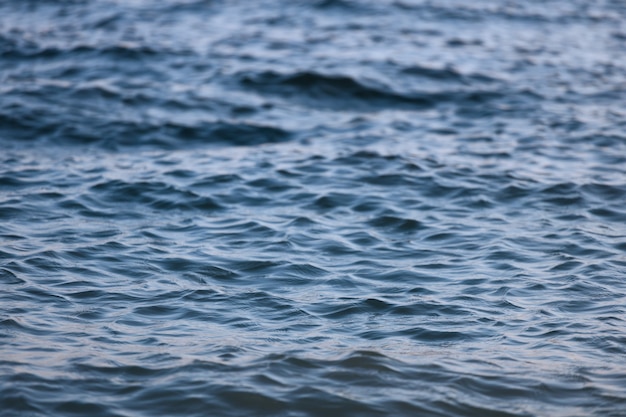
[2, 0, 626, 416]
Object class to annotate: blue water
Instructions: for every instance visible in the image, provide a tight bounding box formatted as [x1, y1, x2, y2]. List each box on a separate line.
[2, 1, 626, 416]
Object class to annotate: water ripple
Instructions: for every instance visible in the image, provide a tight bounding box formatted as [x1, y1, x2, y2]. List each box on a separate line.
[2, 0, 626, 416]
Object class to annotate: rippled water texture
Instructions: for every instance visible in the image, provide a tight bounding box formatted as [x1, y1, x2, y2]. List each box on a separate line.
[2, 0, 626, 416]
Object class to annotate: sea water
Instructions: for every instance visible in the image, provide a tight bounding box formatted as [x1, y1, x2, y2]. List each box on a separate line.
[1, 1, 626, 416]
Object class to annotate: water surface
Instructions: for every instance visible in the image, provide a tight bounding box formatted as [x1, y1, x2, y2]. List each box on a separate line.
[1, 1, 626, 416]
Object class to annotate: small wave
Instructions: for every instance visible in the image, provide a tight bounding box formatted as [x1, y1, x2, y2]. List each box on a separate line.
[238, 69, 537, 114]
[393, 1, 618, 24]
[0, 104, 292, 148]
[0, 42, 162, 61]
[239, 70, 435, 108]
[89, 179, 223, 212]
[401, 63, 498, 84]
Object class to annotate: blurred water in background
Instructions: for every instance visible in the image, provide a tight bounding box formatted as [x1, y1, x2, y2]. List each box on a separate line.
[1, 1, 626, 416]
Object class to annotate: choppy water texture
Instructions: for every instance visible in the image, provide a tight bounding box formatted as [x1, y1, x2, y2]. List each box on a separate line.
[2, 0, 626, 416]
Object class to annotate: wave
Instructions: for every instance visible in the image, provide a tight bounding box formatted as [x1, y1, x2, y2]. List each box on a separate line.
[0, 41, 162, 61]
[5, 346, 620, 417]
[0, 106, 292, 148]
[392, 0, 622, 24]
[238, 70, 518, 110]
